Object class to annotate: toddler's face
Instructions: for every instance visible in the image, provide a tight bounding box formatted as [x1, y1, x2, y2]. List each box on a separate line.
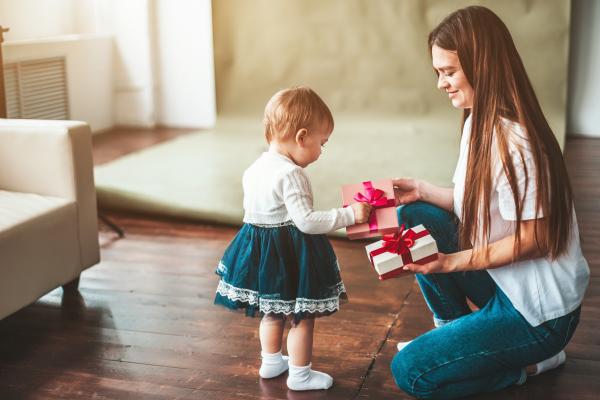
[296, 121, 331, 168]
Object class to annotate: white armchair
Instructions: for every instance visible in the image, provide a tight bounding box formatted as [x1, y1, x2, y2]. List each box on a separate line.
[0, 119, 100, 320]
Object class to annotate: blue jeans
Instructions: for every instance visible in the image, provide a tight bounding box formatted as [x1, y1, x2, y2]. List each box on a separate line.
[391, 202, 581, 399]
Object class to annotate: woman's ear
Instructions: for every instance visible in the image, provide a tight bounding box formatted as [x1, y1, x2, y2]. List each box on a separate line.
[295, 128, 308, 147]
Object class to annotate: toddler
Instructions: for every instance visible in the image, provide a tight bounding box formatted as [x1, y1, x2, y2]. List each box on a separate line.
[214, 86, 371, 391]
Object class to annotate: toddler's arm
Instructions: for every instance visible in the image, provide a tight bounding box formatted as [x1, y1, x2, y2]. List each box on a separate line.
[282, 168, 358, 234]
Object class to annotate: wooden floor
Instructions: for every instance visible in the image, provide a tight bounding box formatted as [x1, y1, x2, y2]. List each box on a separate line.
[0, 128, 598, 399]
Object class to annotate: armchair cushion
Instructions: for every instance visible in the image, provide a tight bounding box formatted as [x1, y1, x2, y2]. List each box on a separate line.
[0, 190, 72, 233]
[0, 119, 99, 320]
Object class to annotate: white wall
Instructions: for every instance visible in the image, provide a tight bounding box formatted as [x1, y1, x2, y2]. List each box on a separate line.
[154, 0, 216, 127]
[1, 0, 217, 130]
[97, 0, 157, 127]
[0, 0, 76, 40]
[568, 0, 600, 137]
[91, 0, 216, 128]
[4, 35, 114, 132]
[0, 0, 113, 131]
[72, 0, 102, 35]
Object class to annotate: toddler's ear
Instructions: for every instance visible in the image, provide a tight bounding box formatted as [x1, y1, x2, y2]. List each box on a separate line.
[295, 129, 308, 147]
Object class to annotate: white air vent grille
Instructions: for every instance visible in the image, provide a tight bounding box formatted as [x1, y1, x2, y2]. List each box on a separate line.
[3, 57, 69, 120]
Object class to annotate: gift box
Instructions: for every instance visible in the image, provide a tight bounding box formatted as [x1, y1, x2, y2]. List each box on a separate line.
[342, 179, 398, 240]
[365, 224, 438, 280]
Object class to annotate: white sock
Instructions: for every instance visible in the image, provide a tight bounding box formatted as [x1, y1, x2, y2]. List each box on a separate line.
[532, 350, 566, 376]
[286, 362, 333, 391]
[259, 351, 289, 379]
[397, 340, 412, 352]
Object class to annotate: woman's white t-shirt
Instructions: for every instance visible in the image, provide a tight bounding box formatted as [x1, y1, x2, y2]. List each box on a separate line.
[453, 115, 590, 326]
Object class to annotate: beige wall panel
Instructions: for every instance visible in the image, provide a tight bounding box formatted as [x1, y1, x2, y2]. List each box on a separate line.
[213, 0, 569, 143]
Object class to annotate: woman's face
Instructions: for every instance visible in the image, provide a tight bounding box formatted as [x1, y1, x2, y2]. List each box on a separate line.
[431, 45, 474, 109]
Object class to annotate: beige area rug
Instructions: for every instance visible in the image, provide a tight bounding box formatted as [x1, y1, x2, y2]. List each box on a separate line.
[95, 116, 463, 234]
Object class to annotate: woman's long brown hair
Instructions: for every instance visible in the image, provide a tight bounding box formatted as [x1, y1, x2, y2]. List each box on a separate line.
[429, 6, 573, 260]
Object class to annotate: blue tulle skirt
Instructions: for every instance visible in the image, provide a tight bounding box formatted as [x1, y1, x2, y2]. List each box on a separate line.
[214, 222, 347, 322]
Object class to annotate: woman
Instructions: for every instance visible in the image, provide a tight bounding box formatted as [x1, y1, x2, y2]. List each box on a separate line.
[390, 6, 589, 399]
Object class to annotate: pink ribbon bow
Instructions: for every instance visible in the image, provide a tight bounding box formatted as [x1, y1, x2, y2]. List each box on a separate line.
[353, 181, 395, 232]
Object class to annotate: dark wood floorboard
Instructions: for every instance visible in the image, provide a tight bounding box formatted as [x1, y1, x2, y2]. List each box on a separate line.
[92, 126, 198, 166]
[0, 128, 597, 399]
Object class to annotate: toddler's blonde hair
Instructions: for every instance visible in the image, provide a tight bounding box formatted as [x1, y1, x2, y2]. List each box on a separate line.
[263, 86, 334, 143]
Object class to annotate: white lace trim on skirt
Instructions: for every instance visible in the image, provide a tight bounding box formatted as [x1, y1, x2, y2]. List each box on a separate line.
[216, 261, 227, 275]
[216, 280, 346, 315]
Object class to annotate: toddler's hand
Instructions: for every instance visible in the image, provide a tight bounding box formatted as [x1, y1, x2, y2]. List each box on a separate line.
[351, 202, 372, 224]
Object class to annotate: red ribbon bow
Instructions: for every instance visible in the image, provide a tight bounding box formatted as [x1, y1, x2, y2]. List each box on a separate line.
[368, 224, 429, 265]
[368, 225, 439, 280]
[353, 181, 395, 232]
[380, 224, 418, 254]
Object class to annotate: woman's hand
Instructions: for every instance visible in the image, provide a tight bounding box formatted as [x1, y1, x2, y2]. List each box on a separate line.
[351, 202, 372, 224]
[393, 178, 422, 206]
[393, 178, 455, 212]
[401, 253, 460, 274]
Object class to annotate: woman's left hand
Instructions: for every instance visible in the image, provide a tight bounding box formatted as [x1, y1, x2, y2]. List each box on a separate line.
[401, 253, 458, 274]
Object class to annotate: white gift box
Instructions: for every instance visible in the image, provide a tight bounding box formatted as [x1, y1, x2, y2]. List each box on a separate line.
[365, 224, 438, 280]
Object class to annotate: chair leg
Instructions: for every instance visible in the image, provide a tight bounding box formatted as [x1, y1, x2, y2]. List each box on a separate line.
[62, 275, 80, 294]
